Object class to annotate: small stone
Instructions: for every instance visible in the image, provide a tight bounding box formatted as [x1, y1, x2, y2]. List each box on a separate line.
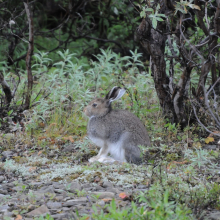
[3, 211, 13, 217]
[53, 182, 65, 189]
[66, 181, 81, 193]
[27, 204, 36, 211]
[82, 183, 91, 189]
[96, 200, 105, 207]
[51, 213, 70, 219]
[204, 145, 217, 150]
[38, 185, 55, 194]
[2, 151, 13, 158]
[63, 144, 76, 152]
[133, 189, 148, 193]
[63, 197, 87, 207]
[26, 205, 50, 217]
[62, 207, 72, 211]
[0, 176, 4, 183]
[95, 185, 104, 191]
[209, 211, 220, 220]
[46, 201, 62, 209]
[0, 205, 9, 213]
[54, 195, 64, 201]
[0, 189, 8, 194]
[0, 194, 7, 199]
[103, 181, 113, 188]
[54, 188, 66, 194]
[137, 185, 148, 189]
[105, 187, 119, 194]
[28, 192, 44, 202]
[91, 192, 115, 199]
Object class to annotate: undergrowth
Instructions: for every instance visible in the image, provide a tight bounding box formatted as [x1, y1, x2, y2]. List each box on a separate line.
[0, 49, 219, 219]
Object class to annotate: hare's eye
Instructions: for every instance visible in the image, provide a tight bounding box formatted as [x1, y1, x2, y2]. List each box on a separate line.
[92, 103, 97, 107]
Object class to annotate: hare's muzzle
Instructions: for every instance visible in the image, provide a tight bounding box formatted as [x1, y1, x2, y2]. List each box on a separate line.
[83, 106, 89, 116]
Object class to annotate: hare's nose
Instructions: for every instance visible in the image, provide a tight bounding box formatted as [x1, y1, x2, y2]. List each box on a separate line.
[83, 107, 86, 113]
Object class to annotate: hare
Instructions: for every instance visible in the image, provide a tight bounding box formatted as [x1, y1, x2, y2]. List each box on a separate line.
[84, 86, 151, 164]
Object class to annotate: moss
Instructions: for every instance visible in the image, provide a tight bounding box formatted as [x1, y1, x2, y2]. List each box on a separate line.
[13, 156, 28, 164]
[165, 153, 179, 162]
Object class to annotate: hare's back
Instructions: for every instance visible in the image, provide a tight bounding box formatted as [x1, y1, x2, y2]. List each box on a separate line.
[108, 110, 151, 146]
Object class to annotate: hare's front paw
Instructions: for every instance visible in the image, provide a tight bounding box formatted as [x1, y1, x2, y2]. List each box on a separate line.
[98, 156, 116, 163]
[88, 156, 100, 163]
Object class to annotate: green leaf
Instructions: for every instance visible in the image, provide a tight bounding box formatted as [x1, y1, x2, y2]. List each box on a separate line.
[7, 109, 13, 116]
[140, 11, 146, 18]
[152, 18, 157, 29]
[145, 8, 154, 12]
[156, 17, 164, 21]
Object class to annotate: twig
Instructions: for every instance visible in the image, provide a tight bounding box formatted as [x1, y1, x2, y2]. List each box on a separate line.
[191, 101, 220, 137]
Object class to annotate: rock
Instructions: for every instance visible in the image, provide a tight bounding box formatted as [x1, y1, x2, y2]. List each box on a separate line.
[2, 151, 13, 158]
[96, 200, 105, 207]
[46, 201, 62, 209]
[95, 185, 104, 191]
[137, 184, 148, 189]
[63, 144, 76, 152]
[91, 192, 115, 199]
[66, 181, 81, 193]
[209, 211, 220, 220]
[28, 192, 45, 202]
[54, 195, 64, 201]
[28, 181, 44, 187]
[82, 183, 91, 189]
[63, 197, 87, 206]
[27, 204, 36, 211]
[0, 205, 9, 213]
[53, 182, 65, 189]
[103, 181, 113, 188]
[54, 188, 66, 194]
[38, 185, 55, 194]
[0, 194, 7, 199]
[3, 211, 13, 217]
[0, 189, 8, 194]
[0, 176, 4, 183]
[105, 187, 119, 194]
[51, 213, 70, 219]
[26, 204, 50, 217]
[204, 145, 217, 150]
[133, 189, 148, 193]
[83, 187, 95, 191]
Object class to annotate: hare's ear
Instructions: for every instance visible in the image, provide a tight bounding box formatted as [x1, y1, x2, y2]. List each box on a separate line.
[105, 86, 126, 103]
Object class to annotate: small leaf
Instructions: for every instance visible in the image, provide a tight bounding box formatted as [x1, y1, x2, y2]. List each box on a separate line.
[140, 11, 146, 18]
[205, 136, 214, 144]
[15, 215, 22, 220]
[29, 167, 37, 172]
[145, 8, 154, 12]
[114, 7, 118, 15]
[119, 192, 128, 199]
[152, 18, 157, 29]
[7, 109, 13, 116]
[68, 136, 74, 143]
[38, 136, 47, 140]
[38, 150, 43, 155]
[156, 17, 164, 21]
[102, 198, 112, 202]
[192, 142, 202, 149]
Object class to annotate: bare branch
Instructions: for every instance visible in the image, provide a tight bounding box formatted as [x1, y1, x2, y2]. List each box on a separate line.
[24, 2, 34, 109]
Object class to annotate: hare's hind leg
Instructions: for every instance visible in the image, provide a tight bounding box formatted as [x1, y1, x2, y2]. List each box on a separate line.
[124, 142, 142, 164]
[89, 142, 109, 163]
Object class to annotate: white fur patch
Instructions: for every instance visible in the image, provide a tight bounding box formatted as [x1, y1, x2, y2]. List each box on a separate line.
[89, 136, 105, 148]
[89, 132, 129, 163]
[108, 142, 126, 162]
